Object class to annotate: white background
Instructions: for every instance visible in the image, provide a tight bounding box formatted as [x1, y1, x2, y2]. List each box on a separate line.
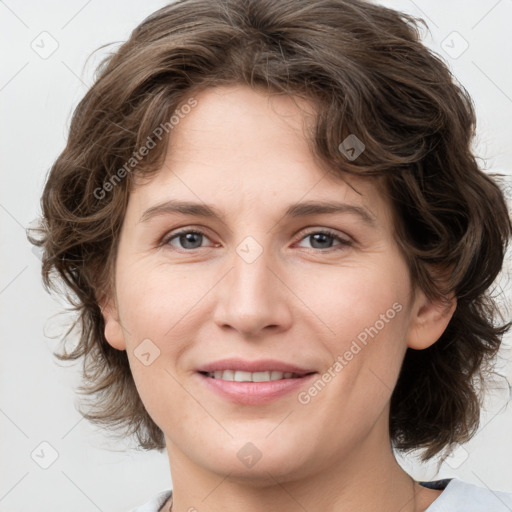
[1, 1, 511, 510]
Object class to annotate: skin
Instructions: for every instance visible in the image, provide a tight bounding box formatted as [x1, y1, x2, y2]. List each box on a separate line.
[102, 85, 456, 512]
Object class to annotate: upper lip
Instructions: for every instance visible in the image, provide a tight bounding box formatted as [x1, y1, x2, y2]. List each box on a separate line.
[197, 358, 315, 375]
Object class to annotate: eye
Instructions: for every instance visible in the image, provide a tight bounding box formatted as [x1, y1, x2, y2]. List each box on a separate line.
[295, 228, 352, 251]
[162, 227, 352, 252]
[164, 229, 212, 250]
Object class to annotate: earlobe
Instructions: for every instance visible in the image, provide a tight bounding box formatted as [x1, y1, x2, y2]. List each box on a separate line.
[407, 290, 457, 350]
[99, 296, 127, 351]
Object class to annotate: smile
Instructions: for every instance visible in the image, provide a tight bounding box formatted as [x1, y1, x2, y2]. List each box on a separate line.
[202, 370, 305, 382]
[197, 371, 317, 405]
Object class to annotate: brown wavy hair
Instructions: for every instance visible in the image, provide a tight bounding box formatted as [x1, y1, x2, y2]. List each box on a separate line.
[28, 0, 511, 461]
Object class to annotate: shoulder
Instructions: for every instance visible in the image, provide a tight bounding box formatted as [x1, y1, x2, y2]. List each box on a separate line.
[424, 478, 512, 511]
[129, 490, 173, 512]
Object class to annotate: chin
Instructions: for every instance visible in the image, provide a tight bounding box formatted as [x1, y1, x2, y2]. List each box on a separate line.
[199, 438, 316, 484]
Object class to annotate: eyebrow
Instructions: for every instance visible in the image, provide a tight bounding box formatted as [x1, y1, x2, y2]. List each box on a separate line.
[139, 199, 376, 226]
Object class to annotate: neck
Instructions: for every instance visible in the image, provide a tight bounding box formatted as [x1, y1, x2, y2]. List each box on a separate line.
[163, 411, 440, 512]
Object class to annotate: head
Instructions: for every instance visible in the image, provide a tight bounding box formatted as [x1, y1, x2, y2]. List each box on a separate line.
[30, 0, 511, 478]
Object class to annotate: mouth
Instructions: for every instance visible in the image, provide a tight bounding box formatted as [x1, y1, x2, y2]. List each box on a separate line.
[196, 359, 317, 404]
[200, 370, 312, 382]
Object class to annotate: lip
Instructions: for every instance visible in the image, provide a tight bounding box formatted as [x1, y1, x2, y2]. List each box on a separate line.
[195, 358, 317, 405]
[196, 358, 314, 375]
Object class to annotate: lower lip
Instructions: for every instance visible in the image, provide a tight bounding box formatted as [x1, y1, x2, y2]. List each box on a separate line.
[197, 372, 317, 405]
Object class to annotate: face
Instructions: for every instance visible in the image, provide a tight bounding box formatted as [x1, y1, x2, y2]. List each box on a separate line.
[103, 85, 453, 484]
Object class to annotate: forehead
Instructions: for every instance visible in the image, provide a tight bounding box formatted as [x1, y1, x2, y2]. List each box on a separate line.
[130, 85, 391, 225]
[166, 85, 319, 179]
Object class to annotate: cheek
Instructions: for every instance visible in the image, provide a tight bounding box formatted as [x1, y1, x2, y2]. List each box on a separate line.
[116, 266, 200, 430]
[114, 263, 217, 412]
[307, 262, 411, 395]
[299, 260, 409, 344]
[116, 261, 205, 340]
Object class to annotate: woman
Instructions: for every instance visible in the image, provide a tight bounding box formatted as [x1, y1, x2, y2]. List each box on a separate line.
[29, 0, 512, 510]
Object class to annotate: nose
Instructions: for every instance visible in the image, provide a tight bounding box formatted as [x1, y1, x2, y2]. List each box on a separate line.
[213, 244, 293, 337]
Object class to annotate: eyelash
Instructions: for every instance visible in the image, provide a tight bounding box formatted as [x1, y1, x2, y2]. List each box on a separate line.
[161, 227, 353, 253]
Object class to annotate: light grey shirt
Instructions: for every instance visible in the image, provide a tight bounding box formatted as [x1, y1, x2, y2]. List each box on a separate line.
[130, 478, 512, 511]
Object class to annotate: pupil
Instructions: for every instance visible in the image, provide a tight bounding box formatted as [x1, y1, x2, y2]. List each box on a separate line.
[181, 233, 202, 249]
[311, 233, 332, 249]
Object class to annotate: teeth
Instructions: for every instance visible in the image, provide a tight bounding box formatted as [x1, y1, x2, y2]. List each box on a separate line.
[205, 370, 300, 382]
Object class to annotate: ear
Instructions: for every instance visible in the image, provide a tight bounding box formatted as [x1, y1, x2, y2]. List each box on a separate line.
[406, 288, 457, 350]
[99, 294, 127, 351]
